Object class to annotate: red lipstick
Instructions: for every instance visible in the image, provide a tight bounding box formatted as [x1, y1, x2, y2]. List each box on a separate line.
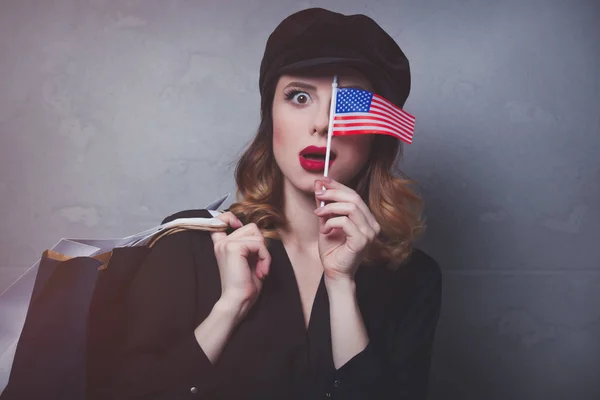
[299, 146, 336, 172]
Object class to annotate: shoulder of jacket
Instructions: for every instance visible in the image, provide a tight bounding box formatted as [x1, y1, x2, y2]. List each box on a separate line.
[148, 209, 219, 251]
[395, 247, 442, 288]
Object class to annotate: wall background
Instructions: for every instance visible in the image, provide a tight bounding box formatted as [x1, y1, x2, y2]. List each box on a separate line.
[1, 0, 598, 399]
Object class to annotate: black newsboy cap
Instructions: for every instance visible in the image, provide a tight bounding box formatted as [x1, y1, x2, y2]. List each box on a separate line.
[259, 7, 411, 110]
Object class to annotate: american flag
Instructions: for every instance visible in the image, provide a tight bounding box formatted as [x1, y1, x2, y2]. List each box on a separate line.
[332, 88, 415, 144]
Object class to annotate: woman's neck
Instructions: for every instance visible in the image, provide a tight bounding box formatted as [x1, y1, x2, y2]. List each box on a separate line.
[277, 179, 320, 253]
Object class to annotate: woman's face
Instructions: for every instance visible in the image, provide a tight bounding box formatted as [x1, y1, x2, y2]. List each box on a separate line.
[271, 66, 374, 197]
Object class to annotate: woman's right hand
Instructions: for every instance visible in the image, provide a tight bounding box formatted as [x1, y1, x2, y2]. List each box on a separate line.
[210, 212, 271, 320]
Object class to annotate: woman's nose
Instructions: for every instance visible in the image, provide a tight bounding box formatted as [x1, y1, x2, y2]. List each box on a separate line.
[312, 98, 331, 136]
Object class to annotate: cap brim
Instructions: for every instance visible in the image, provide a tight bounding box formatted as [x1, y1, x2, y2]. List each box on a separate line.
[277, 57, 394, 99]
[278, 57, 385, 81]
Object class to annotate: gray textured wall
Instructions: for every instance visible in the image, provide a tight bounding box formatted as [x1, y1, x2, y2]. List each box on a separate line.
[1, 0, 598, 399]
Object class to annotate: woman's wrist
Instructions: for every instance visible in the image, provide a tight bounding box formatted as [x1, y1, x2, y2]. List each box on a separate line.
[194, 298, 246, 364]
[324, 275, 359, 313]
[213, 296, 248, 325]
[324, 275, 369, 369]
[324, 274, 356, 295]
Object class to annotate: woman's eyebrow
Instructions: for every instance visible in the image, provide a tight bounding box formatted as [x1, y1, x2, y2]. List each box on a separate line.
[284, 81, 369, 92]
[284, 81, 318, 91]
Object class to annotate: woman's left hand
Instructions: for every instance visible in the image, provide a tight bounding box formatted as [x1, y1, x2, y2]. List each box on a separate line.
[313, 177, 381, 282]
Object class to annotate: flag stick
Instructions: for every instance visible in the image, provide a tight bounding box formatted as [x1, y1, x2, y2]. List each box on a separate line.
[321, 74, 338, 207]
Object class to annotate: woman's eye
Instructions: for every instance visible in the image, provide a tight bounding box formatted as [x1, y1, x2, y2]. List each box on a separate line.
[293, 92, 309, 104]
[285, 90, 311, 105]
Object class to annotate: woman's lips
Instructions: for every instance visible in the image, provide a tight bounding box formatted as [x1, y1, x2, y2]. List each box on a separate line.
[298, 146, 336, 172]
[299, 155, 335, 171]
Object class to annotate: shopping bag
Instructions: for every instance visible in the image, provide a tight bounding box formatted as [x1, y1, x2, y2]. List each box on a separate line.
[0, 194, 230, 398]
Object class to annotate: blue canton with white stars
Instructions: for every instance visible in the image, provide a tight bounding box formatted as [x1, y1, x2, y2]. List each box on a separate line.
[335, 88, 373, 114]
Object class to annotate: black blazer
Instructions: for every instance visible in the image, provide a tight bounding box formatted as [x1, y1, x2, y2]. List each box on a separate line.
[105, 209, 443, 400]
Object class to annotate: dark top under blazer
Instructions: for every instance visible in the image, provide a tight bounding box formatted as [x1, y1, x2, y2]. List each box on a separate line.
[109, 209, 442, 400]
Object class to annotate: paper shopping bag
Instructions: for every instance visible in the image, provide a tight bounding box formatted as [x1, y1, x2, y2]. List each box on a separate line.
[0, 195, 229, 398]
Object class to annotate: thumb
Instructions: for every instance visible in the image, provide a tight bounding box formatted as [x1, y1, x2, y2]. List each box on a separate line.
[314, 179, 326, 209]
[211, 212, 243, 242]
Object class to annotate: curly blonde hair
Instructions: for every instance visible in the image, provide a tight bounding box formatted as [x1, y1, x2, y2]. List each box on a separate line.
[227, 97, 426, 270]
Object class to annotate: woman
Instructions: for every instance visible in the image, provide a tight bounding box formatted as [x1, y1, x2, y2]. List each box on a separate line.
[109, 7, 442, 400]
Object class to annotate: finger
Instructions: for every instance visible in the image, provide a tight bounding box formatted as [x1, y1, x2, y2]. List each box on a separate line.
[212, 230, 264, 261]
[239, 239, 271, 279]
[322, 216, 369, 254]
[314, 179, 329, 208]
[227, 222, 263, 240]
[215, 211, 244, 229]
[316, 177, 361, 197]
[314, 187, 378, 230]
[314, 202, 373, 237]
[210, 231, 228, 243]
[214, 235, 265, 253]
[250, 270, 264, 290]
[255, 249, 271, 280]
[212, 218, 262, 244]
[210, 213, 242, 243]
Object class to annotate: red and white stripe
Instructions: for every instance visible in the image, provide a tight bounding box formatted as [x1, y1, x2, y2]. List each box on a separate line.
[332, 94, 415, 144]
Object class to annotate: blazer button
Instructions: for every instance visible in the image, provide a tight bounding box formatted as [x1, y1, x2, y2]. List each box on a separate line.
[190, 386, 198, 394]
[325, 393, 331, 398]
[334, 380, 341, 388]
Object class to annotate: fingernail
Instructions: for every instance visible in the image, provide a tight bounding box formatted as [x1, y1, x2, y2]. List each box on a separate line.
[315, 190, 325, 195]
[322, 177, 332, 183]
